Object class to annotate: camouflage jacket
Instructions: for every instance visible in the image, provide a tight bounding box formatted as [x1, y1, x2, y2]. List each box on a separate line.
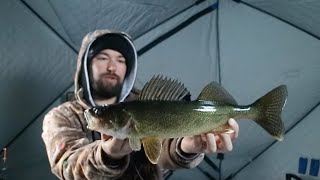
[42, 100, 204, 180]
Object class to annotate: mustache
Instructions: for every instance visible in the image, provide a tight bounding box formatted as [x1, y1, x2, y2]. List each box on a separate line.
[100, 73, 120, 80]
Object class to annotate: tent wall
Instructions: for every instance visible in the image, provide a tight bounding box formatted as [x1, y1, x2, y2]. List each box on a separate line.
[1, 0, 319, 179]
[135, 1, 320, 179]
[0, 0, 77, 149]
[4, 100, 65, 180]
[235, 105, 320, 179]
[0, 0, 76, 179]
[1, 0, 219, 179]
[216, 1, 320, 179]
[136, 8, 219, 97]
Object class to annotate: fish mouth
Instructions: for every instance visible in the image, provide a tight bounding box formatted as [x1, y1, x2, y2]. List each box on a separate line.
[84, 109, 94, 129]
[84, 109, 90, 122]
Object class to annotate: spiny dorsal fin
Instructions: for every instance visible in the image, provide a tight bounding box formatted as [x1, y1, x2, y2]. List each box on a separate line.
[197, 82, 237, 105]
[139, 75, 189, 101]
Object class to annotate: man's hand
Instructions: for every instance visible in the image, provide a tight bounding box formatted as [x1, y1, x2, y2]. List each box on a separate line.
[101, 134, 132, 159]
[180, 118, 239, 154]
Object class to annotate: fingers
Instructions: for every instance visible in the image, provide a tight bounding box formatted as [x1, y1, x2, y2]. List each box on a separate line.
[205, 133, 217, 153]
[179, 119, 240, 155]
[199, 119, 239, 153]
[214, 119, 238, 152]
[217, 133, 233, 151]
[228, 118, 239, 139]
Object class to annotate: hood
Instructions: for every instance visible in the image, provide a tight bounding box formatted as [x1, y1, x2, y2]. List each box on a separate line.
[74, 29, 138, 108]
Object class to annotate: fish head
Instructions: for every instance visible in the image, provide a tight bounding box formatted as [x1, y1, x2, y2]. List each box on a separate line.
[84, 105, 115, 131]
[84, 105, 131, 134]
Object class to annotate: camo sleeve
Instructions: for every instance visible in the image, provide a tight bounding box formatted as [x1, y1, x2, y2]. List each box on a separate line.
[41, 101, 129, 179]
[158, 138, 204, 169]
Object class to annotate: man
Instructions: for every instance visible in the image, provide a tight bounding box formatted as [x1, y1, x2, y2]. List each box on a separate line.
[42, 29, 239, 180]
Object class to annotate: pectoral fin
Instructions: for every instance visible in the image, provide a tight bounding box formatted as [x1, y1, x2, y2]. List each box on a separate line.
[129, 137, 141, 151]
[142, 137, 162, 164]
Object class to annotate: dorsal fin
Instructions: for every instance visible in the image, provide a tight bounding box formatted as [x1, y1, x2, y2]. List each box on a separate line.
[197, 82, 237, 105]
[139, 75, 189, 101]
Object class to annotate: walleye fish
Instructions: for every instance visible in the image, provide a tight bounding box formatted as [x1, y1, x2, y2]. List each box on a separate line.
[84, 75, 287, 164]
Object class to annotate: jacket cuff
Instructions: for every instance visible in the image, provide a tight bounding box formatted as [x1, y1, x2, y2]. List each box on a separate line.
[101, 152, 129, 169]
[96, 142, 130, 175]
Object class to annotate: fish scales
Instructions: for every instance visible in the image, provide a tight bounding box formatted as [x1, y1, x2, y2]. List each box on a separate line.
[124, 100, 232, 138]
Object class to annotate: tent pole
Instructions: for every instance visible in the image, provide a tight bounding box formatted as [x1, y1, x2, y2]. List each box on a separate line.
[138, 3, 218, 56]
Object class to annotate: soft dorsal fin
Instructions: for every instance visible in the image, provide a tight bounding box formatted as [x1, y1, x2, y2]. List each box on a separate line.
[197, 82, 237, 105]
[139, 75, 189, 101]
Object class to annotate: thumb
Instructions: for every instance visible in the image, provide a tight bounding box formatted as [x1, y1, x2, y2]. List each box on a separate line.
[181, 135, 203, 154]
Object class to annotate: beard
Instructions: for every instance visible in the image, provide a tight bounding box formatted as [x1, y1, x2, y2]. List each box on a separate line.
[90, 74, 123, 100]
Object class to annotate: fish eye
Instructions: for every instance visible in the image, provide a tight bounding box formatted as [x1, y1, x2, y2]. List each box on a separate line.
[91, 107, 105, 116]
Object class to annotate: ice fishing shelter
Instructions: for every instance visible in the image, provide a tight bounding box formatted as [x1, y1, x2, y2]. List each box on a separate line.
[0, 0, 319, 179]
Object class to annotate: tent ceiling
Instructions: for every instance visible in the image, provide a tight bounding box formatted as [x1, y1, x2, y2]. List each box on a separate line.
[1, 0, 319, 179]
[239, 0, 320, 39]
[23, 0, 320, 48]
[23, 0, 201, 49]
[0, 0, 215, 155]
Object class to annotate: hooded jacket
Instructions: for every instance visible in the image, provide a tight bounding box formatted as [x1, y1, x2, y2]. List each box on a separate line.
[42, 29, 204, 180]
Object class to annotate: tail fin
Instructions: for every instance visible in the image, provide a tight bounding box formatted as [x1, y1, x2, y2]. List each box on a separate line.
[254, 85, 288, 141]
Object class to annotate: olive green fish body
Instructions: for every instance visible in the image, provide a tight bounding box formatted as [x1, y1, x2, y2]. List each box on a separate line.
[84, 75, 288, 164]
[124, 100, 246, 138]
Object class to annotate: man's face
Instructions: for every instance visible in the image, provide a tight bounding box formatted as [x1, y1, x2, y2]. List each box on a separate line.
[90, 49, 127, 99]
